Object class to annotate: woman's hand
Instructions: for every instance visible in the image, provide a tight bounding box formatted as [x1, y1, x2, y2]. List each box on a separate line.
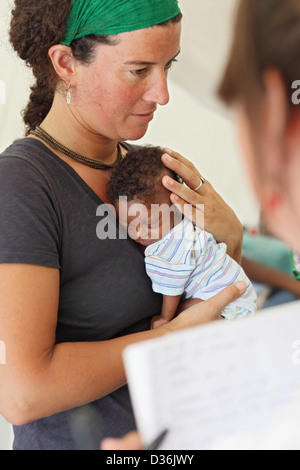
[154, 282, 247, 332]
[165, 281, 247, 331]
[161, 148, 243, 263]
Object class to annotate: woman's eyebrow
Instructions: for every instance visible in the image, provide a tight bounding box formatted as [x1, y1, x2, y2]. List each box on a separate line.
[124, 49, 181, 66]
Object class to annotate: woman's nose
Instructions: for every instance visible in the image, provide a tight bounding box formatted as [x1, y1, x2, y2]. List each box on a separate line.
[144, 71, 170, 106]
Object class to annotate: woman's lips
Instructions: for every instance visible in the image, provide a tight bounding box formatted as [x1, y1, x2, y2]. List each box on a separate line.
[131, 112, 155, 123]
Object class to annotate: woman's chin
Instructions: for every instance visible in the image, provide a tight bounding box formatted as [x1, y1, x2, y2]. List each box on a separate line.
[120, 124, 150, 142]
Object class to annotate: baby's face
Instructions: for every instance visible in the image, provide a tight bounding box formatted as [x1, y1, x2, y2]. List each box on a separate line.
[117, 197, 177, 247]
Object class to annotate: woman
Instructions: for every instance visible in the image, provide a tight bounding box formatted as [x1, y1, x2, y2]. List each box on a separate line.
[0, 0, 245, 450]
[103, 0, 300, 450]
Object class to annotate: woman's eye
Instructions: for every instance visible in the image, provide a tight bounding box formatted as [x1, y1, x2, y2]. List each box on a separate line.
[130, 58, 178, 78]
[131, 68, 149, 77]
[165, 58, 178, 71]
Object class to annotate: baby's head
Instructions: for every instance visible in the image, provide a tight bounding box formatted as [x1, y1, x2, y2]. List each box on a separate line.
[107, 145, 183, 246]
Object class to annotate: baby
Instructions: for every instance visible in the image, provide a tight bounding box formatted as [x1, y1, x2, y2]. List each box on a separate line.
[107, 145, 257, 328]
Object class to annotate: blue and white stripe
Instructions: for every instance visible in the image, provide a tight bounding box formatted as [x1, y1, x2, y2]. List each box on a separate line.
[145, 218, 257, 319]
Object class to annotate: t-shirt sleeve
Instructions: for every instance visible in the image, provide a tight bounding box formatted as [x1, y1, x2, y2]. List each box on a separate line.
[0, 156, 61, 268]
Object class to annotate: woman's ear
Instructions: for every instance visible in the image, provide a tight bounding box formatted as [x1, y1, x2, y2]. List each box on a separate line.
[48, 44, 76, 85]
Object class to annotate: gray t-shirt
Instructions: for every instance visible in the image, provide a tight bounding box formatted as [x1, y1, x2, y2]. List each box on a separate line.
[0, 138, 162, 450]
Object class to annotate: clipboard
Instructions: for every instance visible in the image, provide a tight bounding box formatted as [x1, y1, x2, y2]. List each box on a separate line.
[123, 301, 300, 450]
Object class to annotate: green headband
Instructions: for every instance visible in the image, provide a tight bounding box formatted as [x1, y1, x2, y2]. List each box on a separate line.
[61, 0, 181, 46]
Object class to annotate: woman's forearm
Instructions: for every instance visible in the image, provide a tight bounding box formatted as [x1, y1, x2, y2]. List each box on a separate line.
[3, 327, 167, 426]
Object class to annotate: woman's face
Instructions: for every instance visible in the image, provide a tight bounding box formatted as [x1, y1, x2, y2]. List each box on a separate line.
[72, 22, 181, 142]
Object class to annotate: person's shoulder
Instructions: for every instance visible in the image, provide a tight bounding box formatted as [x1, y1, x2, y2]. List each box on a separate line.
[2, 137, 43, 164]
[0, 137, 64, 183]
[1, 138, 39, 168]
[0, 138, 60, 196]
[2, 137, 49, 162]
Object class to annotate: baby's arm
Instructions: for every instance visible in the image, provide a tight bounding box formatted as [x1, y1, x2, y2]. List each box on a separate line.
[152, 294, 181, 329]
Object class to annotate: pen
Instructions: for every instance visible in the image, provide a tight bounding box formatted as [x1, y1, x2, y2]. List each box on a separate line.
[145, 429, 169, 450]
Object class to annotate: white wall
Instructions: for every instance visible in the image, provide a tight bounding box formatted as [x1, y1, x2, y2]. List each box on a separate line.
[0, 416, 13, 451]
[0, 0, 33, 151]
[0, 0, 260, 450]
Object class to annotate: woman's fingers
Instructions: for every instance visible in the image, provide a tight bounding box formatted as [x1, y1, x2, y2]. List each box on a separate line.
[162, 174, 207, 229]
[170, 192, 205, 230]
[162, 147, 198, 172]
[172, 282, 247, 329]
[203, 282, 247, 315]
[162, 175, 206, 205]
[161, 149, 205, 192]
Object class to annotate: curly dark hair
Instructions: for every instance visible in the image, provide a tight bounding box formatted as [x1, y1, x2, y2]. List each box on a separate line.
[9, 0, 182, 136]
[9, 0, 117, 135]
[107, 145, 182, 204]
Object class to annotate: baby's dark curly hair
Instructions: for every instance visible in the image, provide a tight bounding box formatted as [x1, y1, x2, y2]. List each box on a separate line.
[107, 146, 182, 204]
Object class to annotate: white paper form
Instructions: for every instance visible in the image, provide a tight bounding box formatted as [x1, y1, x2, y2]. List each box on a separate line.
[123, 302, 300, 450]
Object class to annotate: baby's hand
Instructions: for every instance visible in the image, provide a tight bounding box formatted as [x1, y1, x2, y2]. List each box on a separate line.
[151, 316, 170, 329]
